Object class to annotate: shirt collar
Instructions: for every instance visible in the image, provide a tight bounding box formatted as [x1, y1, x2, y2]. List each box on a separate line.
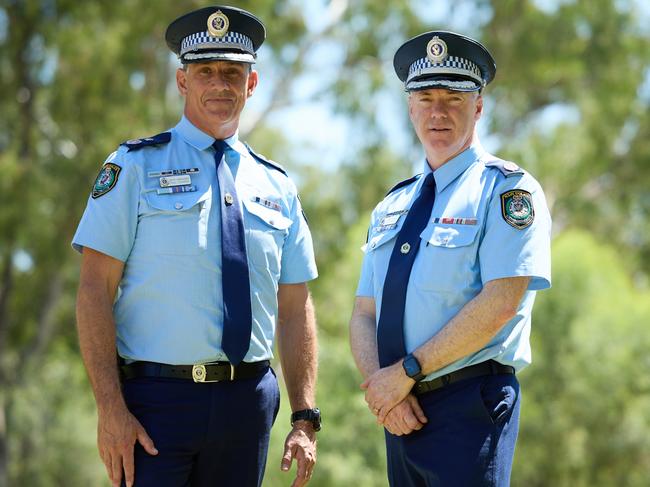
[423, 142, 486, 192]
[173, 115, 250, 157]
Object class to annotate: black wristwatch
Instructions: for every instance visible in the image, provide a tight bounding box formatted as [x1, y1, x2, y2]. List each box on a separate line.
[402, 354, 426, 382]
[291, 408, 321, 432]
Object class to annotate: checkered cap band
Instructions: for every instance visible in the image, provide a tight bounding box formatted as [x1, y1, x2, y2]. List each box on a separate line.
[407, 55, 483, 85]
[180, 31, 255, 56]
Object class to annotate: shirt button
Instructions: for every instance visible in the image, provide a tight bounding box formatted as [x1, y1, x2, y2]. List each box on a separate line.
[370, 242, 377, 249]
[224, 193, 234, 205]
[400, 243, 411, 254]
[174, 202, 183, 210]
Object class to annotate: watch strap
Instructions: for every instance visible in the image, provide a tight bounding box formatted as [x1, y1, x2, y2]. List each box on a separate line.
[291, 408, 321, 431]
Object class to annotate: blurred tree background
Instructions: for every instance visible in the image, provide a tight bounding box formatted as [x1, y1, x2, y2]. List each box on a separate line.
[0, 0, 649, 485]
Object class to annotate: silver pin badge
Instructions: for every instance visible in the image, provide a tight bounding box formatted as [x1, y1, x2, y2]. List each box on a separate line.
[400, 243, 411, 254]
[207, 10, 229, 38]
[426, 36, 448, 63]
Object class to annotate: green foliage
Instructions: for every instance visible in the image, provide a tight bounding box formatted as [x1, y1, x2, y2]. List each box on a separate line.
[516, 230, 650, 486]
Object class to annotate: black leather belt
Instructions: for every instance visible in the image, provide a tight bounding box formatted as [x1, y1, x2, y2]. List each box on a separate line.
[121, 360, 270, 383]
[413, 360, 515, 396]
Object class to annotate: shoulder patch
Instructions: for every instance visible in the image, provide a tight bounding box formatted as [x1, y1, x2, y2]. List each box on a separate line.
[120, 132, 171, 152]
[501, 190, 534, 229]
[92, 163, 122, 199]
[386, 173, 422, 196]
[484, 157, 523, 177]
[244, 143, 288, 176]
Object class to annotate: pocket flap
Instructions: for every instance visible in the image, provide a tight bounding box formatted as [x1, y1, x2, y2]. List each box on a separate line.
[366, 228, 399, 252]
[144, 187, 211, 212]
[423, 224, 480, 248]
[242, 198, 292, 230]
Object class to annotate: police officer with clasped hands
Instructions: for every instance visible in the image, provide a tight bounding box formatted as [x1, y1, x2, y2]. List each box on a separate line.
[350, 31, 552, 486]
[74, 6, 320, 487]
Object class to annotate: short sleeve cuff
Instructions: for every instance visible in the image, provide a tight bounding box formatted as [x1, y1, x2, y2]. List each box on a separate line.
[71, 238, 129, 263]
[278, 265, 318, 284]
[482, 264, 551, 291]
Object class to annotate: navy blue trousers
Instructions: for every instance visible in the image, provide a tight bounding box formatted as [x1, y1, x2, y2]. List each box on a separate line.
[385, 373, 520, 487]
[121, 367, 280, 487]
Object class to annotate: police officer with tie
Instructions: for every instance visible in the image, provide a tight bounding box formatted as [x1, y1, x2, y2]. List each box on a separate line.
[350, 31, 551, 486]
[74, 6, 320, 487]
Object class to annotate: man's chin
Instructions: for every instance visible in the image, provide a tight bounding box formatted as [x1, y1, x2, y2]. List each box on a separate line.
[204, 110, 235, 124]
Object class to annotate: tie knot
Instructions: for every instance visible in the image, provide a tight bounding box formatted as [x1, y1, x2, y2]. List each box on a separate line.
[213, 140, 227, 151]
[424, 172, 435, 188]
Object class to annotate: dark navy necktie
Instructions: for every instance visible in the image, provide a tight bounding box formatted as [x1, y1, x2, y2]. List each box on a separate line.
[213, 140, 252, 365]
[377, 172, 436, 367]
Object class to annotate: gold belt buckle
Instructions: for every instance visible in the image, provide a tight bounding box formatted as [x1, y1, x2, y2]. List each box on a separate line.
[192, 363, 235, 383]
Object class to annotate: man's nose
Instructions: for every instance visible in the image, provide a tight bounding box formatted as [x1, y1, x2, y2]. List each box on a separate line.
[428, 101, 447, 118]
[209, 72, 229, 88]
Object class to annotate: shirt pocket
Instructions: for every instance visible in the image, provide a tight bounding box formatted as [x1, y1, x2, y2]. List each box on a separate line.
[412, 224, 481, 292]
[242, 197, 292, 274]
[365, 208, 410, 254]
[138, 189, 212, 255]
[365, 226, 402, 293]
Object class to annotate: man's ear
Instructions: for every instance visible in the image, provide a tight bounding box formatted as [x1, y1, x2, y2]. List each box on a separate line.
[247, 69, 259, 97]
[176, 67, 188, 96]
[474, 94, 483, 121]
[407, 94, 415, 121]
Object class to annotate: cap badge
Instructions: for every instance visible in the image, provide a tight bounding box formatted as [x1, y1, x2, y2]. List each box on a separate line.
[426, 36, 448, 64]
[207, 10, 229, 38]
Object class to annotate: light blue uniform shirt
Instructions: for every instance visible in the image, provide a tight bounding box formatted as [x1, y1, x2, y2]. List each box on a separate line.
[356, 143, 551, 379]
[73, 116, 318, 364]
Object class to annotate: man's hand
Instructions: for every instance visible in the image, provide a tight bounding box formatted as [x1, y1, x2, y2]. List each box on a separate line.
[281, 422, 317, 487]
[361, 360, 414, 422]
[381, 394, 427, 435]
[97, 403, 157, 487]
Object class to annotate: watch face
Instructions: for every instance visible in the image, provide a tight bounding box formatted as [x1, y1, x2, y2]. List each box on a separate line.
[403, 356, 421, 377]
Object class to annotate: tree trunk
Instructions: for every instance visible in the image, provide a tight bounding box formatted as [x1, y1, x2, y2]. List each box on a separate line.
[0, 395, 7, 487]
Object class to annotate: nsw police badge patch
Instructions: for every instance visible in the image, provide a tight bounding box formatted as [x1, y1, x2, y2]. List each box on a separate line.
[92, 163, 122, 199]
[500, 190, 534, 229]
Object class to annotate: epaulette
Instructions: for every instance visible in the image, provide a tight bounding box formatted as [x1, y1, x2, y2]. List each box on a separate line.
[386, 173, 422, 196]
[244, 143, 288, 176]
[484, 157, 524, 177]
[120, 132, 171, 152]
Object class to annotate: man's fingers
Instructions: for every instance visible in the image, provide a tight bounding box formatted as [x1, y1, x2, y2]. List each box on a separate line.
[292, 449, 315, 487]
[401, 410, 422, 432]
[407, 395, 428, 423]
[100, 450, 113, 481]
[110, 452, 123, 487]
[395, 412, 413, 435]
[122, 445, 135, 487]
[384, 419, 401, 436]
[281, 443, 296, 472]
[360, 379, 369, 390]
[377, 406, 390, 423]
[295, 448, 309, 481]
[136, 426, 158, 456]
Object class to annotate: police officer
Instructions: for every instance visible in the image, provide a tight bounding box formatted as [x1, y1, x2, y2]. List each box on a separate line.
[350, 31, 551, 486]
[74, 6, 320, 487]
